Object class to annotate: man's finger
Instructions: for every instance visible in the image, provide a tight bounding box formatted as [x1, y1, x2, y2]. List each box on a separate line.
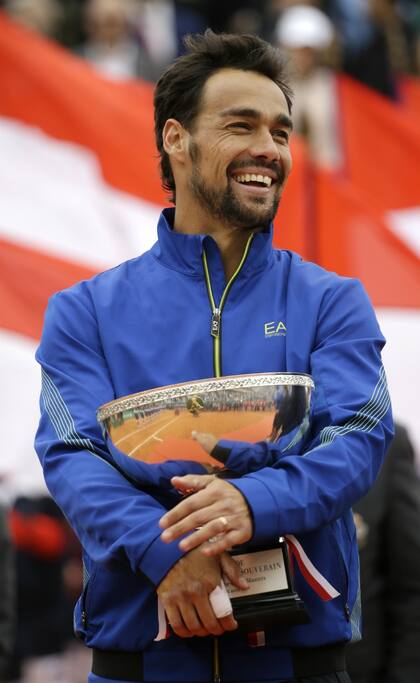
[220, 553, 249, 590]
[193, 595, 228, 636]
[164, 605, 191, 639]
[177, 603, 209, 638]
[218, 613, 238, 632]
[160, 483, 212, 531]
[201, 530, 248, 557]
[160, 503, 222, 543]
[178, 516, 230, 552]
[170, 474, 214, 495]
[191, 431, 218, 454]
[160, 490, 220, 537]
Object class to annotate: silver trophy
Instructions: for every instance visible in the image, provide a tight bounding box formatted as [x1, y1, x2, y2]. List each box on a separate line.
[98, 373, 314, 629]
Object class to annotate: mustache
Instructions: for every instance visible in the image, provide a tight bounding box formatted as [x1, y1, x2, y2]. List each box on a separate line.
[227, 159, 285, 183]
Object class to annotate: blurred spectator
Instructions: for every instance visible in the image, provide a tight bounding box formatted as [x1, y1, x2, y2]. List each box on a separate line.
[4, 0, 62, 37]
[348, 423, 420, 683]
[132, 0, 177, 67]
[77, 0, 160, 81]
[226, 6, 264, 36]
[397, 0, 420, 74]
[275, 4, 342, 168]
[172, 0, 207, 55]
[324, 0, 416, 98]
[205, 1, 267, 35]
[0, 502, 15, 681]
[7, 495, 87, 683]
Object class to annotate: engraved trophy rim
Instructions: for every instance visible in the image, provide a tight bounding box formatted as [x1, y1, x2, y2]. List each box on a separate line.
[97, 371, 314, 422]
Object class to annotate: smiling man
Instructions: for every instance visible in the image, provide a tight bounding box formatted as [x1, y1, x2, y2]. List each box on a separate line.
[164, 69, 292, 242]
[35, 30, 393, 683]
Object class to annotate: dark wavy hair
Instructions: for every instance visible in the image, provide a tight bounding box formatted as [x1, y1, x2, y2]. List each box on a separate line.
[154, 30, 293, 203]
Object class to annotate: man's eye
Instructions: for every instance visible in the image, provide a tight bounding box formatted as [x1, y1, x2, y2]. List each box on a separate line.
[230, 122, 251, 130]
[273, 130, 289, 141]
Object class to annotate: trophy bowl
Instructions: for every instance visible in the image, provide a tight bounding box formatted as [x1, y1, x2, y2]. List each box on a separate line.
[98, 372, 314, 630]
[97, 372, 314, 467]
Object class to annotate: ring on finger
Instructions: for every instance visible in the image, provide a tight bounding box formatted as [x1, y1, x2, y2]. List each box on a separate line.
[209, 517, 229, 543]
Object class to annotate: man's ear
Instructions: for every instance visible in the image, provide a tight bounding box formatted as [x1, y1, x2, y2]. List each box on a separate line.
[162, 118, 188, 163]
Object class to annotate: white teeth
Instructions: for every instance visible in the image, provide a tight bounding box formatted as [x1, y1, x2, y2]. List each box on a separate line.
[233, 173, 273, 187]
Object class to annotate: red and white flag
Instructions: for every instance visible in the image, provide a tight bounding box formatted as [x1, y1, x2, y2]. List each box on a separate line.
[314, 76, 420, 455]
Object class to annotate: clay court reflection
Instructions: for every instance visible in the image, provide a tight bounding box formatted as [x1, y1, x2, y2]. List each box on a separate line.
[98, 374, 314, 466]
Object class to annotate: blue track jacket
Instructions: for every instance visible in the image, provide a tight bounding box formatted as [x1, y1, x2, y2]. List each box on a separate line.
[35, 208, 393, 682]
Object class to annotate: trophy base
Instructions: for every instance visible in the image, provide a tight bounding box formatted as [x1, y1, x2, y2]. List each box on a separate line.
[225, 541, 311, 632]
[232, 591, 311, 631]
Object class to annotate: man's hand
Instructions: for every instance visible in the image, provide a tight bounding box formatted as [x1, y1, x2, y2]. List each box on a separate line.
[156, 549, 247, 638]
[159, 475, 253, 555]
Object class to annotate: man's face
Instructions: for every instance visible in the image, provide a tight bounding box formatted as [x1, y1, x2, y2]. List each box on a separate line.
[183, 68, 293, 231]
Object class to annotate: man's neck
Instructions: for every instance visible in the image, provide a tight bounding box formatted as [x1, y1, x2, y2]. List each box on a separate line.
[209, 228, 255, 281]
[174, 212, 256, 281]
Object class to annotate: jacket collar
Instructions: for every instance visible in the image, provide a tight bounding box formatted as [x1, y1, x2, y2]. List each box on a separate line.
[151, 208, 275, 276]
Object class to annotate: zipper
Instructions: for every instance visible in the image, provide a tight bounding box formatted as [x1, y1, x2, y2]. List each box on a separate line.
[80, 561, 94, 631]
[329, 523, 350, 620]
[202, 233, 254, 378]
[203, 233, 254, 682]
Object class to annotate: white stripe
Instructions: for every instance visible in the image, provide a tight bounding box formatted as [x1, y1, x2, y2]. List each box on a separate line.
[42, 372, 88, 449]
[319, 366, 390, 447]
[321, 367, 389, 440]
[41, 369, 98, 453]
[41, 373, 68, 440]
[42, 370, 94, 449]
[286, 534, 340, 599]
[0, 117, 160, 269]
[387, 207, 420, 258]
[255, 631, 266, 647]
[114, 412, 172, 445]
[320, 371, 387, 441]
[0, 331, 46, 501]
[128, 415, 181, 456]
[41, 371, 82, 446]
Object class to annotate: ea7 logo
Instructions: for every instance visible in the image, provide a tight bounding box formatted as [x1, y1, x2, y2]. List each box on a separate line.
[264, 321, 287, 338]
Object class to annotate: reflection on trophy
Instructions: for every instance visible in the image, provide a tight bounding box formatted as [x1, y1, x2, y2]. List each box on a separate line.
[97, 372, 314, 630]
[186, 394, 205, 417]
[268, 384, 309, 442]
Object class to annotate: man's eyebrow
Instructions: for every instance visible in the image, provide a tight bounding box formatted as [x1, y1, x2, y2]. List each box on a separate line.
[218, 108, 293, 130]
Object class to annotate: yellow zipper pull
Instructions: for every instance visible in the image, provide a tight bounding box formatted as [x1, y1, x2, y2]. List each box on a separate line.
[211, 308, 221, 338]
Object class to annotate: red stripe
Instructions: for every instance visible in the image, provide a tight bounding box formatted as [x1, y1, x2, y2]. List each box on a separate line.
[0, 238, 97, 339]
[286, 539, 332, 602]
[0, 12, 165, 206]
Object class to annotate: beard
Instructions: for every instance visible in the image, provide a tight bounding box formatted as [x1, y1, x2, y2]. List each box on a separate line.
[188, 141, 283, 231]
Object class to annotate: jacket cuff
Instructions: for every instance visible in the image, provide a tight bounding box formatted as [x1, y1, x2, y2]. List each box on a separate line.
[139, 531, 186, 586]
[216, 439, 254, 473]
[229, 475, 280, 545]
[211, 442, 231, 464]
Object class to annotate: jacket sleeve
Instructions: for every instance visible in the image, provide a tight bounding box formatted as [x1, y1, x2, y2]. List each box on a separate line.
[35, 288, 189, 586]
[219, 278, 394, 542]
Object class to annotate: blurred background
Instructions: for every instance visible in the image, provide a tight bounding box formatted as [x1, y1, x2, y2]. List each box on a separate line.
[0, 1, 419, 682]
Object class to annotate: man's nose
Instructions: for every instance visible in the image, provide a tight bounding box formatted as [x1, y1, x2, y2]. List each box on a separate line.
[248, 128, 280, 161]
